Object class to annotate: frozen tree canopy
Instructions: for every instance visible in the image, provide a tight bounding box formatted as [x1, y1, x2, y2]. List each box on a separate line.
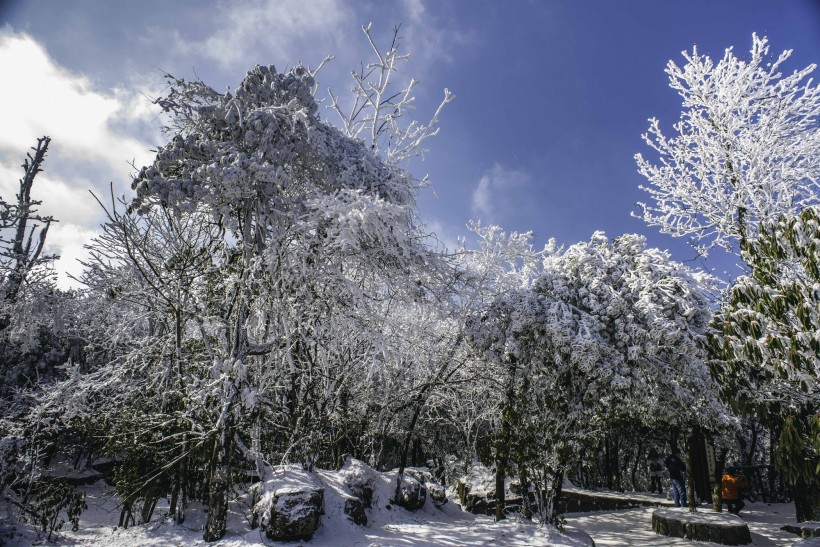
[635, 34, 820, 255]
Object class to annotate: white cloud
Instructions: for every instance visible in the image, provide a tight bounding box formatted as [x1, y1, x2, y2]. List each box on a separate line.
[398, 0, 476, 66]
[472, 176, 492, 217]
[0, 31, 157, 174]
[0, 170, 99, 228]
[172, 0, 350, 72]
[0, 30, 159, 289]
[43, 222, 100, 289]
[402, 0, 428, 23]
[471, 163, 531, 221]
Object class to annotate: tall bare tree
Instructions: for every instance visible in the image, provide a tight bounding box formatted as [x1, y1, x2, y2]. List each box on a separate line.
[1, 136, 57, 316]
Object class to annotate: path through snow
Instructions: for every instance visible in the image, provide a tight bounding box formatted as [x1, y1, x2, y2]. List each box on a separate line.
[5, 476, 806, 547]
[566, 502, 802, 546]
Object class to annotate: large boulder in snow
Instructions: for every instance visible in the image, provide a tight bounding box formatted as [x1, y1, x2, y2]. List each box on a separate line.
[782, 522, 820, 538]
[405, 468, 447, 507]
[395, 474, 427, 511]
[254, 466, 325, 542]
[263, 488, 324, 541]
[462, 491, 493, 514]
[340, 457, 377, 509]
[454, 473, 499, 515]
[427, 482, 448, 507]
[343, 495, 368, 526]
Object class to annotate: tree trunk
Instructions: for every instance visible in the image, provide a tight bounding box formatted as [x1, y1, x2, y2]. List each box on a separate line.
[393, 380, 438, 502]
[669, 427, 679, 454]
[745, 420, 759, 466]
[685, 437, 696, 512]
[793, 474, 817, 523]
[118, 501, 133, 529]
[713, 449, 726, 512]
[631, 441, 643, 491]
[204, 426, 233, 541]
[169, 480, 179, 523]
[393, 334, 464, 502]
[170, 440, 187, 524]
[494, 356, 518, 522]
[1, 136, 52, 310]
[543, 468, 564, 526]
[612, 436, 622, 492]
[141, 495, 158, 524]
[768, 426, 777, 499]
[494, 415, 511, 522]
[519, 465, 532, 521]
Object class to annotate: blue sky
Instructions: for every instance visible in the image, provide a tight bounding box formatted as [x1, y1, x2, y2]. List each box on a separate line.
[1, 0, 818, 287]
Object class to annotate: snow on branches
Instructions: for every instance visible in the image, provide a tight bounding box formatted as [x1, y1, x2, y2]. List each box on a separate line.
[470, 232, 723, 435]
[131, 64, 414, 225]
[52, 32, 453, 542]
[465, 231, 725, 524]
[328, 24, 454, 167]
[635, 34, 820, 256]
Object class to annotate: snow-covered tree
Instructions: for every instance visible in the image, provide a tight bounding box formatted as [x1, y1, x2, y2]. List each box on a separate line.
[0, 136, 60, 397]
[0, 136, 56, 308]
[469, 233, 723, 524]
[537, 233, 721, 429]
[635, 34, 820, 256]
[135, 66, 440, 540]
[20, 26, 452, 542]
[709, 206, 820, 521]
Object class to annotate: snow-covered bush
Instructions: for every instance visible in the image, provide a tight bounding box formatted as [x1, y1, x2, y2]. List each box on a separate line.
[468, 232, 726, 524]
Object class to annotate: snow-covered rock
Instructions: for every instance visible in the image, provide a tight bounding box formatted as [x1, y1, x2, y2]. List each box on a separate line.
[253, 466, 325, 541]
[395, 474, 427, 511]
[452, 465, 516, 515]
[264, 488, 324, 541]
[783, 521, 820, 538]
[405, 467, 447, 507]
[428, 482, 448, 507]
[343, 494, 368, 526]
[340, 457, 377, 509]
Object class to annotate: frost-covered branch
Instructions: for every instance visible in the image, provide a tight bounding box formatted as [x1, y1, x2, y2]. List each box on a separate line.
[328, 23, 454, 167]
[634, 33, 820, 257]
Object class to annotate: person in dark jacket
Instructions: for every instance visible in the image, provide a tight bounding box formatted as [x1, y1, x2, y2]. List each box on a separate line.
[665, 449, 687, 507]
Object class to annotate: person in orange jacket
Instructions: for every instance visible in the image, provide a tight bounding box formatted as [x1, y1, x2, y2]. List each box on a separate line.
[721, 467, 749, 516]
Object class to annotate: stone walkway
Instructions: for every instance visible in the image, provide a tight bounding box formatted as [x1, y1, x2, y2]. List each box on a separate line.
[565, 503, 801, 546]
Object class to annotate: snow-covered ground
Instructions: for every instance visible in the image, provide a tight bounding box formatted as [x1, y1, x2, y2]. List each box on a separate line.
[5, 467, 593, 547]
[4, 470, 807, 547]
[566, 502, 803, 546]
